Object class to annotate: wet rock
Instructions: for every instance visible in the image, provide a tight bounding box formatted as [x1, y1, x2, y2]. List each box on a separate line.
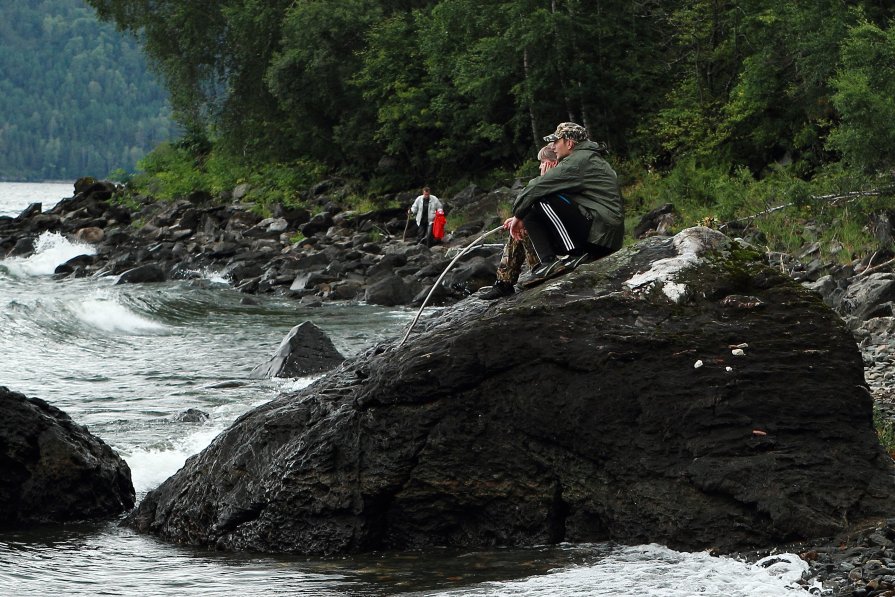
[173, 409, 211, 423]
[127, 227, 895, 555]
[15, 202, 41, 221]
[54, 254, 96, 276]
[250, 321, 345, 378]
[116, 263, 166, 284]
[9, 236, 35, 256]
[0, 386, 134, 526]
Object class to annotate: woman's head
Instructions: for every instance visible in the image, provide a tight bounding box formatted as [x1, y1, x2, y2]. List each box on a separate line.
[537, 145, 558, 175]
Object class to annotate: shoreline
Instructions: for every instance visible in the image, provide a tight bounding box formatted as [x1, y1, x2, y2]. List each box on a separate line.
[2, 180, 895, 595]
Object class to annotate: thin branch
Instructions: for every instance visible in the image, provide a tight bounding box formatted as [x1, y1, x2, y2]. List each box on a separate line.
[719, 188, 893, 232]
[855, 256, 895, 279]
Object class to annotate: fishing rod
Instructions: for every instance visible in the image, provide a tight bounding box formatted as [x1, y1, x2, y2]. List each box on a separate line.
[398, 225, 504, 347]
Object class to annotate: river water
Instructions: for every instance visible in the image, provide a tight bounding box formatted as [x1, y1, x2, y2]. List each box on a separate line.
[0, 182, 815, 595]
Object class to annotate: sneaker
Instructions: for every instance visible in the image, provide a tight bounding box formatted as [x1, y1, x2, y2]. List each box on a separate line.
[519, 259, 568, 288]
[567, 252, 593, 269]
[478, 281, 515, 300]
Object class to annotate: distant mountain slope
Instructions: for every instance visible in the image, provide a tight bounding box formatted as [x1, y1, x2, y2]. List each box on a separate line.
[0, 0, 174, 181]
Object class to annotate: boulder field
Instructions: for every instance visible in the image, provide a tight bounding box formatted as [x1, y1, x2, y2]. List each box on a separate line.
[0, 386, 135, 526]
[127, 228, 895, 554]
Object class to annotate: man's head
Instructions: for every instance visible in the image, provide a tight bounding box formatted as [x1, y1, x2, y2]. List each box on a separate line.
[544, 122, 588, 159]
[422, 186, 431, 198]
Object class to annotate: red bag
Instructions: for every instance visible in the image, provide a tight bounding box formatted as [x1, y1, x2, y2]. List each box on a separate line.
[432, 209, 446, 240]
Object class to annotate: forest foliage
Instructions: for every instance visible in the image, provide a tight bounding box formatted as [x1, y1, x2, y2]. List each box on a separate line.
[84, 1, 895, 184]
[66, 1, 895, 260]
[0, 0, 173, 181]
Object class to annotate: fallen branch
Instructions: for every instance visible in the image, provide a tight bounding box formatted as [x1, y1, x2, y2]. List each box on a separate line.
[719, 187, 893, 232]
[855, 256, 895, 278]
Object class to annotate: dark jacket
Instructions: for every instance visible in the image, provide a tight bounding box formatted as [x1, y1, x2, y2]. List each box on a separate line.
[513, 140, 625, 250]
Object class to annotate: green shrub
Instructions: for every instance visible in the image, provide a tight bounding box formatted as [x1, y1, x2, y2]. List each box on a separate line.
[874, 406, 895, 460]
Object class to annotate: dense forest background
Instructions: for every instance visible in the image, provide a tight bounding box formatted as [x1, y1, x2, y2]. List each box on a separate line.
[0, 0, 173, 181]
[84, 0, 895, 195]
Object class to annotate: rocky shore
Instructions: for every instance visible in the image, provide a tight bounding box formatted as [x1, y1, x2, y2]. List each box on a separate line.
[0, 177, 512, 308]
[2, 180, 895, 595]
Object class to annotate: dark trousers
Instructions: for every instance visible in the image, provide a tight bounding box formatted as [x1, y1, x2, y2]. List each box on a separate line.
[417, 222, 433, 246]
[522, 194, 592, 262]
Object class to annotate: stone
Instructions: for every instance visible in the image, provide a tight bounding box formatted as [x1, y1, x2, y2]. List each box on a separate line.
[301, 212, 334, 237]
[54, 254, 96, 276]
[0, 387, 134, 526]
[9, 236, 35, 256]
[633, 203, 675, 238]
[232, 183, 251, 201]
[116, 263, 166, 284]
[15, 202, 41, 221]
[74, 226, 104, 244]
[365, 274, 413, 306]
[249, 321, 345, 379]
[841, 273, 895, 325]
[173, 409, 211, 423]
[127, 228, 895, 556]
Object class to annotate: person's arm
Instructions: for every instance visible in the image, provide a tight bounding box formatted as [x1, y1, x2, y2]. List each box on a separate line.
[512, 158, 582, 218]
[409, 196, 419, 216]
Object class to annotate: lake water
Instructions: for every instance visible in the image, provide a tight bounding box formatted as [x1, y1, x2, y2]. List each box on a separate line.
[0, 182, 815, 595]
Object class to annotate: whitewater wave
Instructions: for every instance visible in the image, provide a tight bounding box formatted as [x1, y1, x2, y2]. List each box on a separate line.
[426, 544, 813, 596]
[1, 231, 95, 277]
[126, 425, 223, 493]
[70, 297, 168, 334]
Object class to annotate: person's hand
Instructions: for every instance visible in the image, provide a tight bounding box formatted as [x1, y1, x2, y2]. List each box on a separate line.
[507, 216, 526, 240]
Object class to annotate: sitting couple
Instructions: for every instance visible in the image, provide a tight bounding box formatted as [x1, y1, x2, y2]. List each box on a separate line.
[480, 122, 625, 300]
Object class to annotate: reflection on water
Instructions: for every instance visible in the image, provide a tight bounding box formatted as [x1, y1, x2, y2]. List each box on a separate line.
[0, 524, 811, 597]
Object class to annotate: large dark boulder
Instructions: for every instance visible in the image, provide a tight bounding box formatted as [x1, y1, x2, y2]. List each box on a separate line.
[364, 274, 413, 306]
[250, 321, 345, 378]
[840, 273, 895, 325]
[0, 387, 134, 526]
[127, 227, 895, 555]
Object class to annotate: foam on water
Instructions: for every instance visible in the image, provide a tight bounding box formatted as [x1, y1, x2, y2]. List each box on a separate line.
[71, 297, 168, 334]
[124, 398, 277, 494]
[126, 425, 224, 493]
[429, 544, 812, 596]
[3, 231, 95, 277]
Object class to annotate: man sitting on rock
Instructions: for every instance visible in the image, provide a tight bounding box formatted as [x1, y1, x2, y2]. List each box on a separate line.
[505, 122, 625, 287]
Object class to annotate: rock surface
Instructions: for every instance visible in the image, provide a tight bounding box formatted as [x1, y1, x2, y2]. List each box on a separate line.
[250, 321, 345, 378]
[127, 228, 895, 555]
[0, 386, 135, 526]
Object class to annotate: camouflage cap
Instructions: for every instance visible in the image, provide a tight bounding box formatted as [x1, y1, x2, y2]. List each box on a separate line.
[543, 122, 589, 143]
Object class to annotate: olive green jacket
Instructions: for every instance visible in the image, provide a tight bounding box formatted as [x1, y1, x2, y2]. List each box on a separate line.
[513, 140, 625, 250]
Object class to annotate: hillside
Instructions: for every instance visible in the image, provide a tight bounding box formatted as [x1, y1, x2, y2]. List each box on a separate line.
[0, 0, 174, 181]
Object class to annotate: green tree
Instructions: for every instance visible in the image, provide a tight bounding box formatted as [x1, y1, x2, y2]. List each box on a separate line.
[828, 20, 895, 174]
[0, 0, 172, 180]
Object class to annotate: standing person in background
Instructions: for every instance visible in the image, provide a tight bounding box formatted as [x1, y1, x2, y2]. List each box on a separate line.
[409, 187, 443, 247]
[479, 145, 558, 300]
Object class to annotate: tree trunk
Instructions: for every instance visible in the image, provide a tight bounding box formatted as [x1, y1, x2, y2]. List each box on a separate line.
[523, 48, 540, 145]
